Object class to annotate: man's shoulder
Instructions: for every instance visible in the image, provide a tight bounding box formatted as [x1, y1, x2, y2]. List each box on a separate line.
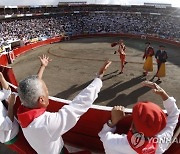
[27, 111, 53, 127]
[156, 50, 161, 54]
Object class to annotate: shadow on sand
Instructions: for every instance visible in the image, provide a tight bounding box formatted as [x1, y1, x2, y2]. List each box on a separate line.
[55, 72, 162, 108]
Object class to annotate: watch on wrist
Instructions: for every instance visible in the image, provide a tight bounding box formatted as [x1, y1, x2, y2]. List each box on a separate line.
[107, 120, 114, 128]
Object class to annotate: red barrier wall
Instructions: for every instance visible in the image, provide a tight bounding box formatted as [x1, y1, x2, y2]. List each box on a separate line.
[0, 54, 9, 66]
[146, 35, 180, 47]
[0, 65, 18, 87]
[13, 37, 62, 57]
[0, 37, 62, 66]
[70, 33, 180, 47]
[70, 33, 141, 40]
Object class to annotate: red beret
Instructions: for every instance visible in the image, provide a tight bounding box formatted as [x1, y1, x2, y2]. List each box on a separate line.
[132, 102, 167, 137]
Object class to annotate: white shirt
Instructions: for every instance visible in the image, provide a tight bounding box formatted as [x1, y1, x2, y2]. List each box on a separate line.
[98, 97, 179, 154]
[22, 78, 102, 154]
[0, 88, 19, 143]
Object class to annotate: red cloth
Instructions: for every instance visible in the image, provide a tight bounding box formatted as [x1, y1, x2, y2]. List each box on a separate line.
[111, 42, 118, 47]
[17, 105, 46, 128]
[132, 102, 167, 137]
[127, 130, 157, 154]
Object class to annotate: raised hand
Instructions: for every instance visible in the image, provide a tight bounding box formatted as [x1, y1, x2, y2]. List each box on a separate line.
[7, 93, 17, 122]
[0, 72, 3, 80]
[110, 106, 125, 127]
[142, 81, 169, 101]
[39, 54, 52, 67]
[0, 72, 9, 90]
[97, 60, 112, 79]
[8, 93, 16, 106]
[38, 55, 52, 79]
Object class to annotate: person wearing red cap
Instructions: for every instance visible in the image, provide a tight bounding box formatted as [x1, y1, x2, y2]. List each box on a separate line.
[99, 81, 179, 154]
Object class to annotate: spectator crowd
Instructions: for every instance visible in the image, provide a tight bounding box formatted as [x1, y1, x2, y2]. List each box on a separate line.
[0, 12, 179, 45]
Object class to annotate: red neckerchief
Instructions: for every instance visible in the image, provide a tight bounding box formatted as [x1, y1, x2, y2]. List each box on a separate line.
[127, 130, 157, 154]
[17, 105, 46, 128]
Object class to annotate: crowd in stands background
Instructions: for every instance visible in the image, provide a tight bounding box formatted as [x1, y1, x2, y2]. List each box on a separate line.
[0, 5, 179, 51]
[0, 5, 179, 16]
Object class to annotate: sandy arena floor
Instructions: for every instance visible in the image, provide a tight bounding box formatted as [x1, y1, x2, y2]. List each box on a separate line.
[10, 36, 180, 109]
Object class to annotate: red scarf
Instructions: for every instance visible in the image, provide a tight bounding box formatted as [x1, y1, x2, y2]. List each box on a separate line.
[17, 105, 46, 128]
[127, 130, 157, 154]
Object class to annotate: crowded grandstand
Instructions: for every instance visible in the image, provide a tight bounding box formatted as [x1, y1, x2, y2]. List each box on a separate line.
[0, 3, 179, 54]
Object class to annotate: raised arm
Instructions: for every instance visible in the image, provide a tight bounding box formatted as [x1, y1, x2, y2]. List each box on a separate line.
[37, 55, 52, 79]
[142, 81, 179, 153]
[0, 72, 9, 90]
[98, 106, 134, 153]
[0, 94, 17, 131]
[47, 60, 112, 138]
[0, 72, 11, 101]
[97, 60, 112, 79]
[7, 93, 16, 122]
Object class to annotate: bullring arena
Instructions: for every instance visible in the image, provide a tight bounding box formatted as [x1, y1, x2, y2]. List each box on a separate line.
[0, 2, 180, 154]
[11, 36, 180, 109]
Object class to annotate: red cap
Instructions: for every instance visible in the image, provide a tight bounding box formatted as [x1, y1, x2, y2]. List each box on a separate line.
[132, 102, 167, 137]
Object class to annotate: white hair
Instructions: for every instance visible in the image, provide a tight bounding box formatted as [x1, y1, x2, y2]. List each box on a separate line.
[17, 75, 44, 108]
